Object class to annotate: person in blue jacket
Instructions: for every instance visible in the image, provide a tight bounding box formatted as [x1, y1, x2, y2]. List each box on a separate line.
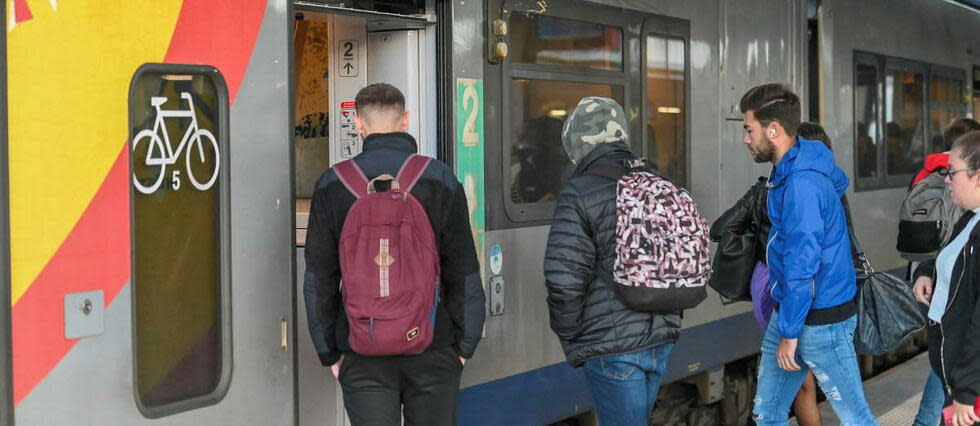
[740, 83, 877, 425]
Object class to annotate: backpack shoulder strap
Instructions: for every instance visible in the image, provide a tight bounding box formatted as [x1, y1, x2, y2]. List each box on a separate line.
[396, 154, 431, 193]
[333, 160, 369, 199]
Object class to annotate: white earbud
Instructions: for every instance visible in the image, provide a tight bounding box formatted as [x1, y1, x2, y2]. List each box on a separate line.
[768, 129, 776, 138]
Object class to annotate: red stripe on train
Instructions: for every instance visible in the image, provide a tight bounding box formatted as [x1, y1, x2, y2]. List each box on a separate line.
[11, 0, 266, 404]
[12, 0, 33, 23]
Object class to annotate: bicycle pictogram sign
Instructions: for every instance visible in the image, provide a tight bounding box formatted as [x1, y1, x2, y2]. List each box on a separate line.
[131, 92, 220, 194]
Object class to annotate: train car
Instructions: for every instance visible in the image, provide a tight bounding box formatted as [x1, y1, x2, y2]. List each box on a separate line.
[3, 0, 980, 425]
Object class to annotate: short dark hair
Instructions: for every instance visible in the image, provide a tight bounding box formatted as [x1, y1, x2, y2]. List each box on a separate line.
[797, 122, 832, 151]
[943, 118, 980, 152]
[952, 130, 980, 171]
[739, 83, 801, 137]
[355, 83, 405, 117]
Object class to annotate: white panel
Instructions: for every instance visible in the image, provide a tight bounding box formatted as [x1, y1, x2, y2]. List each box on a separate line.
[330, 15, 368, 165]
[367, 30, 424, 153]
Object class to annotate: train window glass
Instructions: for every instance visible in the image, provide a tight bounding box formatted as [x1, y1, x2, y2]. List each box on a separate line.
[929, 75, 964, 153]
[645, 34, 686, 186]
[882, 69, 924, 177]
[973, 67, 980, 122]
[855, 63, 879, 180]
[854, 52, 967, 190]
[509, 14, 623, 71]
[509, 79, 623, 204]
[129, 65, 230, 417]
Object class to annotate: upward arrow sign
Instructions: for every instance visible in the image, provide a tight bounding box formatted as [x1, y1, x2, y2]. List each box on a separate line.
[343, 63, 354, 73]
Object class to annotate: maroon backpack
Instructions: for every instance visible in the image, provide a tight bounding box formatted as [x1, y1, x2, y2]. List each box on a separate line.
[334, 154, 440, 356]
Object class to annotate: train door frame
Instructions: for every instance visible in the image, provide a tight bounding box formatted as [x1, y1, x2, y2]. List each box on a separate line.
[1, 1, 12, 423]
[640, 15, 691, 190]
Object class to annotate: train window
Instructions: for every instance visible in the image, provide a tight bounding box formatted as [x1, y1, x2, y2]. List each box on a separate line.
[645, 34, 686, 186]
[883, 68, 924, 177]
[854, 63, 880, 180]
[853, 52, 966, 191]
[509, 14, 623, 71]
[973, 66, 980, 122]
[930, 73, 965, 153]
[129, 64, 231, 417]
[509, 79, 623, 204]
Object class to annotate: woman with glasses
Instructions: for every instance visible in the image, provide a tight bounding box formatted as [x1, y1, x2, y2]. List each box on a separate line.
[912, 130, 980, 426]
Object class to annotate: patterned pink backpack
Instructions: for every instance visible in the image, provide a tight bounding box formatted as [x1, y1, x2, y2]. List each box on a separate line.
[589, 159, 710, 313]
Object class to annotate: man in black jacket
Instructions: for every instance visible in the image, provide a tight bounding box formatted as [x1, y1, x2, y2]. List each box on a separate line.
[544, 97, 680, 426]
[304, 83, 486, 426]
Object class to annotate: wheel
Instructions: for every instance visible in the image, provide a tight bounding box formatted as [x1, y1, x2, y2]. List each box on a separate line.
[185, 129, 220, 191]
[131, 130, 167, 194]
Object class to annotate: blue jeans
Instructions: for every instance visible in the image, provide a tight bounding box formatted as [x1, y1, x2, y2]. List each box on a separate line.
[753, 313, 877, 425]
[583, 343, 675, 426]
[913, 370, 945, 426]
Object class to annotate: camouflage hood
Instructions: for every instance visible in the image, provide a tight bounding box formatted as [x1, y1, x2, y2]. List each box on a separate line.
[561, 97, 629, 164]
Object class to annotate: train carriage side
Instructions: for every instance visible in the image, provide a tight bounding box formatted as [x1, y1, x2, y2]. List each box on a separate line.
[6, 0, 295, 424]
[453, 0, 808, 424]
[819, 0, 980, 273]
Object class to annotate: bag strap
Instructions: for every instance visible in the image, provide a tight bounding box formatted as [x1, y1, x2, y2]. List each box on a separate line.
[395, 154, 431, 193]
[334, 160, 370, 199]
[843, 195, 874, 273]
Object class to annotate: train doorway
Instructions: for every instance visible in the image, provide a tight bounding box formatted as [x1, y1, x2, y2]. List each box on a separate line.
[290, 3, 437, 425]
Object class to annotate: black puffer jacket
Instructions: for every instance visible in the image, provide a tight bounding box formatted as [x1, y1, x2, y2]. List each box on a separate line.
[914, 211, 980, 406]
[543, 142, 681, 367]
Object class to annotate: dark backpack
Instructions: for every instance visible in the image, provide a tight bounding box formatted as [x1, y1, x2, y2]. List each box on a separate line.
[334, 155, 440, 356]
[589, 159, 710, 313]
[897, 169, 964, 261]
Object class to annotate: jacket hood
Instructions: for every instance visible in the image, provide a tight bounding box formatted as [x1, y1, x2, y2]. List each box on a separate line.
[561, 97, 630, 164]
[769, 137, 849, 197]
[922, 152, 951, 173]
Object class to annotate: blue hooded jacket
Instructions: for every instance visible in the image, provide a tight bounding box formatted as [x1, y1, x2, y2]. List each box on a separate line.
[766, 137, 856, 339]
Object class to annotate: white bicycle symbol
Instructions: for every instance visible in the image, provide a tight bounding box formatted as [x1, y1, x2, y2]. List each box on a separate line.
[132, 92, 220, 194]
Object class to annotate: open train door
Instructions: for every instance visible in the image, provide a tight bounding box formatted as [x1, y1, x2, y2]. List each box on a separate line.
[291, 2, 435, 425]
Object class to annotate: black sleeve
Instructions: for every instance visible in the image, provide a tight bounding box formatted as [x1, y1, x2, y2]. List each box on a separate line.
[951, 275, 980, 405]
[710, 178, 764, 242]
[914, 259, 936, 281]
[708, 186, 755, 242]
[439, 181, 486, 359]
[543, 184, 595, 341]
[302, 183, 344, 366]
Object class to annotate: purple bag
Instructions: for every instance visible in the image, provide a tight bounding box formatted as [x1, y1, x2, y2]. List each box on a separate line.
[750, 261, 774, 329]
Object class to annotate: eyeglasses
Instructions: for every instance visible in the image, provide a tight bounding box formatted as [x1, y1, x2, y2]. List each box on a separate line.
[938, 167, 975, 178]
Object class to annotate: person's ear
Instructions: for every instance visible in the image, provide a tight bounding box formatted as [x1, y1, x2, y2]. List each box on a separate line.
[355, 113, 368, 136]
[399, 111, 410, 132]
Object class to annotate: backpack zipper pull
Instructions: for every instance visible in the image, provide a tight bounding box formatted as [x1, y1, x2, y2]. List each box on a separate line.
[369, 317, 376, 341]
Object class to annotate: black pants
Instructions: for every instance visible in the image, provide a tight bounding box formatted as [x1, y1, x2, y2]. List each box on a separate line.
[339, 346, 463, 426]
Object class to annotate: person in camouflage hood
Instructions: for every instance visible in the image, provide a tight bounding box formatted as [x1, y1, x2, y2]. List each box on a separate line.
[545, 96, 680, 425]
[561, 96, 629, 164]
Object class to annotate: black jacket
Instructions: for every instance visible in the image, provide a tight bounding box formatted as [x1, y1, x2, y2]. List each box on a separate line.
[915, 211, 980, 405]
[303, 132, 486, 366]
[710, 177, 771, 262]
[543, 142, 681, 367]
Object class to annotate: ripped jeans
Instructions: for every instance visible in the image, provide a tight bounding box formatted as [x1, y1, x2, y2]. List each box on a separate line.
[753, 313, 878, 425]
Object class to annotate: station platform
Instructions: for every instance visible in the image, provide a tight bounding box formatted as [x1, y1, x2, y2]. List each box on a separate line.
[791, 352, 934, 425]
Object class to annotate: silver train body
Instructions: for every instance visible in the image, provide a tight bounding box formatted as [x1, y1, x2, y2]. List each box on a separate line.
[3, 0, 980, 425]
